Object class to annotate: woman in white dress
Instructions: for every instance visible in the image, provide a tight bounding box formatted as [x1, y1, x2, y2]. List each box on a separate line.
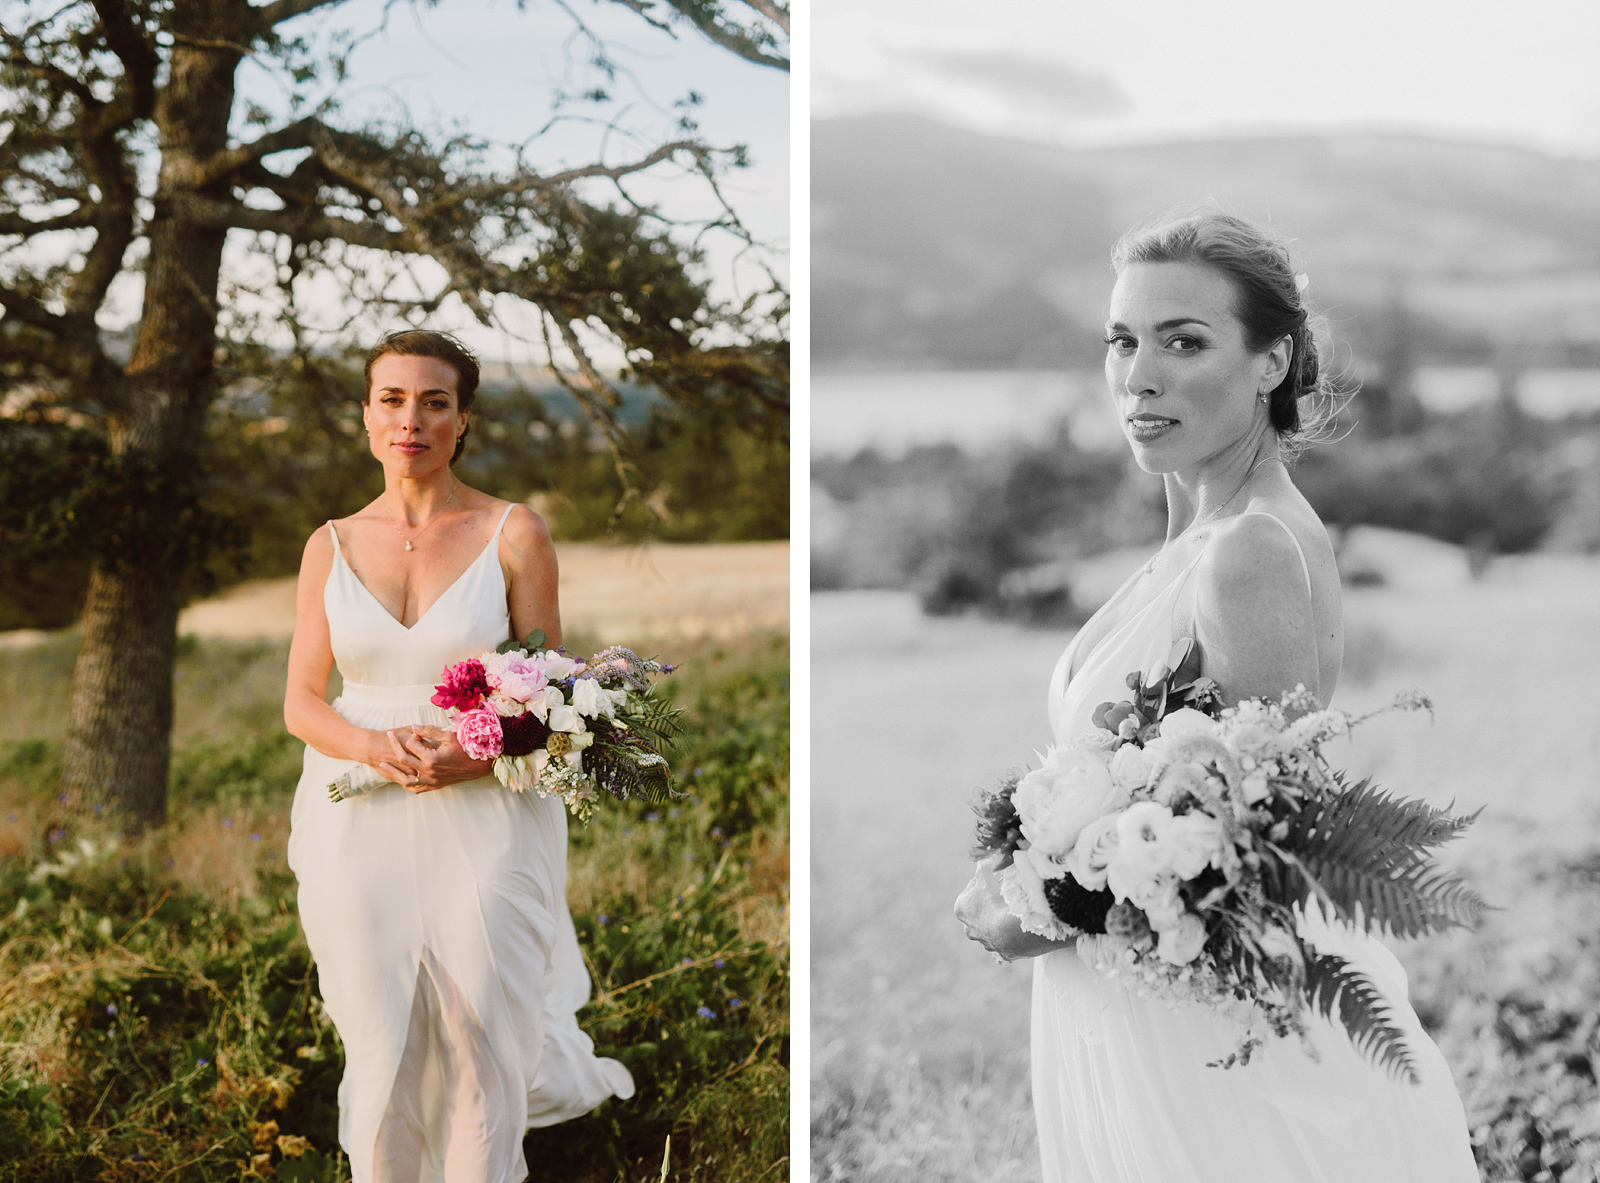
[283, 330, 633, 1183]
[955, 214, 1479, 1181]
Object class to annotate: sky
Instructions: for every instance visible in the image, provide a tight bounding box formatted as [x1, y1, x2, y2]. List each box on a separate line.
[812, 0, 1600, 157]
[229, 0, 788, 363]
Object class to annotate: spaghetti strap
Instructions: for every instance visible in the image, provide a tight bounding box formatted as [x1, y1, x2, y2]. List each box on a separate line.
[327, 520, 344, 557]
[490, 502, 515, 542]
[1237, 510, 1314, 599]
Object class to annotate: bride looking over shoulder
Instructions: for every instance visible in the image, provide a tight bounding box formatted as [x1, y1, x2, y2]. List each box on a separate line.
[956, 213, 1478, 1182]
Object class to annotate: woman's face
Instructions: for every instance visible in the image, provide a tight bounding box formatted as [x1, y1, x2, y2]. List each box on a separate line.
[363, 354, 468, 477]
[1103, 261, 1287, 476]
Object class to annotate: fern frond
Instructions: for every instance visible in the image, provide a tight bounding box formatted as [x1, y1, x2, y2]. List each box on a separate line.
[616, 692, 690, 755]
[1261, 775, 1488, 937]
[1302, 951, 1419, 1084]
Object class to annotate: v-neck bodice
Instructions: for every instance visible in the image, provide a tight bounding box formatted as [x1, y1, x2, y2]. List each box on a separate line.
[1047, 510, 1313, 747]
[324, 504, 514, 692]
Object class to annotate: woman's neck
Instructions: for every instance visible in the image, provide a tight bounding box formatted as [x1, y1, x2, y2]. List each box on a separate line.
[385, 470, 460, 524]
[1163, 430, 1281, 543]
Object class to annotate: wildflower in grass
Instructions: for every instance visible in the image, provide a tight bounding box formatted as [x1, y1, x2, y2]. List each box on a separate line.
[48, 828, 63, 843]
[598, 915, 609, 925]
[268, 852, 279, 860]
[714, 959, 725, 969]
[711, 827, 723, 839]
[93, 804, 103, 814]
[647, 812, 660, 822]
[106, 1004, 117, 1015]
[729, 998, 743, 1009]
[196, 1058, 208, 1068]
[164, 858, 174, 867]
[697, 1006, 716, 1020]
[57, 792, 66, 803]
[251, 833, 261, 842]
[6, 813, 15, 822]
[222, 818, 233, 829]
[682, 957, 693, 965]
[670, 808, 681, 819]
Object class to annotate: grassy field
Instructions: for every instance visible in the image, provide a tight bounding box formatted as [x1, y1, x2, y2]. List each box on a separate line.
[811, 548, 1600, 1183]
[0, 628, 789, 1182]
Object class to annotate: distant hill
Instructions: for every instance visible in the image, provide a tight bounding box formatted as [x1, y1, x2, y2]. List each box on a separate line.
[813, 115, 1600, 370]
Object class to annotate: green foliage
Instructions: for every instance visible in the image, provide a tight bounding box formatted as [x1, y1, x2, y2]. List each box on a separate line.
[0, 632, 788, 1181]
[1301, 951, 1419, 1085]
[1264, 776, 1488, 940]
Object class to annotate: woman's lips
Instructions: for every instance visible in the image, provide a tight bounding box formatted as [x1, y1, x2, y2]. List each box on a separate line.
[395, 442, 427, 454]
[1127, 414, 1177, 443]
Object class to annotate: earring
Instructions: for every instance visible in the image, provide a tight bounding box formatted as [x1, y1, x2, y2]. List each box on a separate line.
[1259, 393, 1269, 404]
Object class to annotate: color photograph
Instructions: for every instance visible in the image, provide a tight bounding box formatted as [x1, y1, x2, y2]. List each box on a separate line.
[0, 2, 789, 1179]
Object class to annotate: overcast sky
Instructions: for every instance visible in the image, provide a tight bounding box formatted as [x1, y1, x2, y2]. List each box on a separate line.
[236, 0, 787, 362]
[812, 0, 1600, 156]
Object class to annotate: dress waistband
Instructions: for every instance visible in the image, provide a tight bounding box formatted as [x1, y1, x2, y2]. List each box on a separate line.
[336, 680, 442, 708]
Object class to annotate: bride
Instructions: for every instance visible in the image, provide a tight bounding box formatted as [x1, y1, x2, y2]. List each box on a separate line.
[955, 213, 1479, 1181]
[283, 330, 633, 1183]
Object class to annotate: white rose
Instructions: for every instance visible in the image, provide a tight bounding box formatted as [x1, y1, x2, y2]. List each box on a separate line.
[1108, 743, 1154, 792]
[1013, 747, 1128, 874]
[1156, 912, 1208, 964]
[998, 854, 1075, 941]
[1113, 802, 1174, 872]
[1157, 707, 1219, 741]
[1070, 728, 1119, 753]
[1065, 812, 1121, 891]
[1162, 810, 1227, 880]
[488, 690, 528, 717]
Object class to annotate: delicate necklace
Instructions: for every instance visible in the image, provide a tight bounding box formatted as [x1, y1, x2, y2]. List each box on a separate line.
[386, 477, 459, 552]
[1141, 454, 1282, 576]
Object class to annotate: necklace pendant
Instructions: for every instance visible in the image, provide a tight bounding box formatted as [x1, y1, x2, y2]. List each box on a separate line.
[404, 540, 413, 552]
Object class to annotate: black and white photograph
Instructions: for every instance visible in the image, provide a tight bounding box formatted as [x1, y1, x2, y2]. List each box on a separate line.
[811, 3, 1600, 1181]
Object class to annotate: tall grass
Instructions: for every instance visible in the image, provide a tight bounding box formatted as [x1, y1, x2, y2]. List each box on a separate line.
[0, 630, 789, 1181]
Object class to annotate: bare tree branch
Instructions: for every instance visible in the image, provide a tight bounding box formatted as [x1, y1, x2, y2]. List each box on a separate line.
[739, 0, 788, 35]
[194, 116, 324, 188]
[88, 0, 158, 120]
[254, 0, 350, 29]
[171, 192, 417, 253]
[0, 208, 100, 236]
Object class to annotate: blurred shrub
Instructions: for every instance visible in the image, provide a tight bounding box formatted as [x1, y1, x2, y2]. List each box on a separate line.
[813, 389, 1600, 624]
[0, 355, 787, 631]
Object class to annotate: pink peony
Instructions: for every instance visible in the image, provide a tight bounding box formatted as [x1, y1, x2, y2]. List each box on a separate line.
[432, 659, 490, 712]
[495, 654, 549, 703]
[455, 708, 505, 760]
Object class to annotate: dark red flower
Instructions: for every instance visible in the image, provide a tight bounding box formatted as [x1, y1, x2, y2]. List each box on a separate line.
[500, 711, 552, 758]
[432, 658, 490, 712]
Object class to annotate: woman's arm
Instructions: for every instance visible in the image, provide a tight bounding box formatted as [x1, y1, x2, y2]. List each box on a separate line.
[1193, 513, 1322, 706]
[500, 503, 561, 648]
[283, 526, 405, 768]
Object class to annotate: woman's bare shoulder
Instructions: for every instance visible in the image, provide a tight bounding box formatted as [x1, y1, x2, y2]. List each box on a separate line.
[1201, 508, 1315, 598]
[298, 521, 337, 577]
[495, 501, 556, 571]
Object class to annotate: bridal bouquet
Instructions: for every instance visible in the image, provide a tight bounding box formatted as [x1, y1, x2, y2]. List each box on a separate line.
[328, 630, 686, 822]
[971, 638, 1485, 1082]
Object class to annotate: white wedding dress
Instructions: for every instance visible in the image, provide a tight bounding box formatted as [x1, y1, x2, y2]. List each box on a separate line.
[1033, 511, 1477, 1182]
[288, 505, 634, 1183]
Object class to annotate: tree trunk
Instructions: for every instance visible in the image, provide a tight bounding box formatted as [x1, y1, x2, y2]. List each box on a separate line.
[62, 559, 183, 828]
[59, 2, 242, 830]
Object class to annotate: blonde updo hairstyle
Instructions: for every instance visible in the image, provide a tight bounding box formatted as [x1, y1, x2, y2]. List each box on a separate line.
[1110, 211, 1342, 461]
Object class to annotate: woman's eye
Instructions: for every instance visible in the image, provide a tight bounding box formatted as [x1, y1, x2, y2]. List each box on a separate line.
[1168, 335, 1202, 352]
[1103, 333, 1134, 352]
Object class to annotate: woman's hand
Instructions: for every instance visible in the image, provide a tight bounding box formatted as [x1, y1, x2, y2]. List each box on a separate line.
[373, 725, 493, 793]
[955, 858, 1073, 962]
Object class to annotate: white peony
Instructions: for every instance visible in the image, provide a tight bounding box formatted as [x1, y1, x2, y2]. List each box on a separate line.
[534, 651, 586, 681]
[998, 853, 1076, 941]
[1157, 912, 1208, 964]
[1129, 873, 1184, 933]
[1013, 747, 1128, 877]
